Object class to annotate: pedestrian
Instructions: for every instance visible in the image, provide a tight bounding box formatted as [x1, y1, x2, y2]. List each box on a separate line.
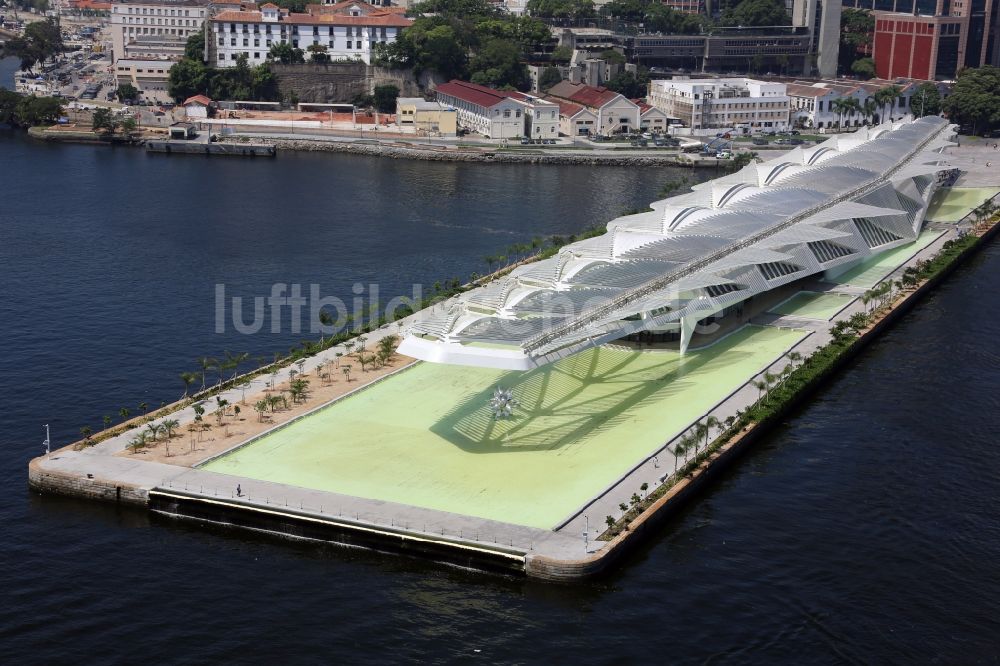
[988, 162, 992, 168]
[236, 483, 242, 497]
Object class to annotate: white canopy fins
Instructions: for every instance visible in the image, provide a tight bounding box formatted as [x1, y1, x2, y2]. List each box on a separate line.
[399, 116, 957, 370]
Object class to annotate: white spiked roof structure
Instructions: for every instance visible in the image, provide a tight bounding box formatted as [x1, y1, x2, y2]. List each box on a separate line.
[399, 116, 957, 370]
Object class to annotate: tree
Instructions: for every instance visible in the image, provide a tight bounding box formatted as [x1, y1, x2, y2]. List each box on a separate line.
[551, 45, 573, 64]
[162, 419, 180, 438]
[2, 18, 63, 71]
[92, 107, 115, 135]
[116, 82, 139, 102]
[269, 42, 306, 65]
[538, 66, 562, 91]
[469, 38, 528, 90]
[605, 69, 649, 99]
[119, 407, 130, 422]
[874, 84, 902, 124]
[851, 57, 875, 79]
[167, 57, 208, 101]
[373, 84, 400, 113]
[838, 8, 874, 76]
[10, 94, 63, 127]
[912, 82, 941, 118]
[307, 44, 331, 64]
[721, 0, 788, 27]
[80, 426, 93, 442]
[944, 66, 1000, 134]
[526, 0, 596, 19]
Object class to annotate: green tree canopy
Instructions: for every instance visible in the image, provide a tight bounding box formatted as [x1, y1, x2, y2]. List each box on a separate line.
[373, 84, 400, 113]
[525, 0, 595, 18]
[551, 44, 573, 63]
[116, 82, 139, 102]
[838, 8, 874, 75]
[605, 68, 649, 98]
[911, 82, 941, 117]
[851, 56, 875, 79]
[0, 90, 63, 127]
[538, 65, 562, 91]
[721, 0, 788, 27]
[3, 18, 63, 70]
[184, 30, 206, 61]
[167, 57, 208, 101]
[600, 0, 704, 34]
[469, 38, 528, 89]
[268, 42, 306, 64]
[944, 66, 1000, 133]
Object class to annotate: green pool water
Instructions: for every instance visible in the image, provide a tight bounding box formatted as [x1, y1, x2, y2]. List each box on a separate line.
[827, 230, 943, 288]
[204, 325, 807, 529]
[769, 291, 854, 320]
[926, 187, 1000, 223]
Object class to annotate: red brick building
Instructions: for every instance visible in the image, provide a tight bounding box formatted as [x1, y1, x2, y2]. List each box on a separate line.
[873, 12, 967, 79]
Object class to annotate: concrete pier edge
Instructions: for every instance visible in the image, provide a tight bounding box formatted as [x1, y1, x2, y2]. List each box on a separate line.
[27, 219, 1000, 582]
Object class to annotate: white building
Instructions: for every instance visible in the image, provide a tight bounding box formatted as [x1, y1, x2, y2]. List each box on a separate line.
[786, 79, 918, 131]
[545, 81, 640, 136]
[211, 2, 411, 67]
[434, 80, 559, 140]
[648, 78, 790, 133]
[111, 0, 207, 63]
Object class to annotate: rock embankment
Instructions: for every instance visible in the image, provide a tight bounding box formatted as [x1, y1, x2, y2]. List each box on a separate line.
[253, 137, 700, 166]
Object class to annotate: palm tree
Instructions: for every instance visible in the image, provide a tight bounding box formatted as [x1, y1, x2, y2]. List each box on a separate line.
[162, 419, 179, 438]
[763, 372, 778, 404]
[831, 98, 846, 130]
[180, 371, 198, 398]
[254, 399, 268, 422]
[342, 365, 352, 382]
[875, 85, 902, 124]
[102, 415, 112, 431]
[692, 423, 707, 455]
[319, 310, 335, 348]
[138, 401, 148, 416]
[129, 431, 147, 454]
[705, 416, 720, 447]
[119, 407, 130, 422]
[80, 426, 93, 442]
[862, 97, 878, 126]
[146, 422, 161, 441]
[215, 397, 229, 424]
[842, 97, 861, 127]
[198, 357, 217, 391]
[753, 380, 767, 406]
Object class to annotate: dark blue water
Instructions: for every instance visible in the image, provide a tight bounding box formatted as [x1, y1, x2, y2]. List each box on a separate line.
[4, 57, 1000, 662]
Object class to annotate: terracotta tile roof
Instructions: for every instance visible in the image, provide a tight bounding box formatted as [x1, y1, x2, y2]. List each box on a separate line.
[183, 94, 213, 106]
[306, 1, 407, 15]
[259, 2, 278, 7]
[213, 8, 411, 25]
[550, 98, 589, 118]
[548, 80, 625, 110]
[435, 80, 519, 108]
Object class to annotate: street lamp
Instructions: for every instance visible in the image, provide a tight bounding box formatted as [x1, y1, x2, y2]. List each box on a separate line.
[42, 424, 50, 455]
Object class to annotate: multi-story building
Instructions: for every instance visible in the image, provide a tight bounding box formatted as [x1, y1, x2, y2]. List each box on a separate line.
[859, 0, 1000, 79]
[110, 0, 210, 100]
[629, 30, 813, 74]
[433, 80, 560, 139]
[545, 81, 640, 135]
[791, 0, 842, 77]
[648, 78, 790, 132]
[110, 0, 208, 63]
[786, 78, 918, 129]
[211, 2, 411, 67]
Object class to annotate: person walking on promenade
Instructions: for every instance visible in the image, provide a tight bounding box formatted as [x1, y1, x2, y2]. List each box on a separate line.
[236, 484, 242, 497]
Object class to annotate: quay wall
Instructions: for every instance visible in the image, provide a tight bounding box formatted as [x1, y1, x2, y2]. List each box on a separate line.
[148, 489, 526, 576]
[27, 457, 148, 506]
[528, 221, 1000, 581]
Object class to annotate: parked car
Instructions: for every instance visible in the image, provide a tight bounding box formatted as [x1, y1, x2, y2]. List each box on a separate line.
[716, 150, 732, 159]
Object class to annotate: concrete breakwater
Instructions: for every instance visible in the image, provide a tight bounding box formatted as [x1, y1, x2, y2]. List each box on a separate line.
[253, 137, 707, 167]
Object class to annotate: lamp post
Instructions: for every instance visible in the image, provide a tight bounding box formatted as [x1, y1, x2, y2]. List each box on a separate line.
[42, 424, 50, 455]
[583, 514, 589, 551]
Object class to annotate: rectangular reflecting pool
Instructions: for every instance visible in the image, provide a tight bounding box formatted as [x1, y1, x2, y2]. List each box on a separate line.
[203, 325, 806, 529]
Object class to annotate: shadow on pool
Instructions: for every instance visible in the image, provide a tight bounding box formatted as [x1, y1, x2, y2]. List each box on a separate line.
[429, 339, 755, 454]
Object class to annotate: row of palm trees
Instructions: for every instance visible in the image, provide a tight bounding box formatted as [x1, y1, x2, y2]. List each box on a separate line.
[128, 418, 180, 455]
[829, 85, 903, 130]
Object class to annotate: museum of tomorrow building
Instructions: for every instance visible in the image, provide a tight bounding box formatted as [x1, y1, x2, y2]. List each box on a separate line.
[398, 116, 958, 370]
